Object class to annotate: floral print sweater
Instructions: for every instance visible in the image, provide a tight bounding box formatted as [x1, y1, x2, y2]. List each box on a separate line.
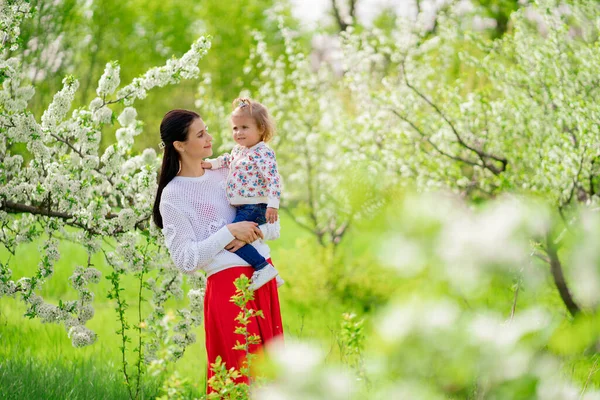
[209, 141, 282, 209]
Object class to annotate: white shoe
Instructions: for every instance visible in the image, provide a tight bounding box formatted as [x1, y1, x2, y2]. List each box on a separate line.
[249, 264, 278, 291]
[276, 275, 285, 288]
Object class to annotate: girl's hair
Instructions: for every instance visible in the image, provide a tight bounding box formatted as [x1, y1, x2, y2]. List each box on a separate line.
[152, 109, 200, 229]
[231, 97, 275, 143]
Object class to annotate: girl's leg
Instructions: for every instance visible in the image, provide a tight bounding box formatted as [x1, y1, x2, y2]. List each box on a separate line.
[235, 244, 269, 270]
[232, 204, 269, 270]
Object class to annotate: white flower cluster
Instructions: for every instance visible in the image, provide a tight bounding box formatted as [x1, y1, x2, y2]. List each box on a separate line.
[339, 1, 600, 208]
[0, 58, 35, 113]
[41, 76, 79, 131]
[118, 36, 211, 106]
[253, 340, 355, 400]
[69, 265, 102, 290]
[256, 189, 600, 399]
[90, 97, 113, 124]
[187, 288, 205, 311]
[36, 303, 62, 323]
[37, 238, 60, 279]
[113, 232, 141, 272]
[141, 261, 206, 364]
[96, 61, 120, 97]
[68, 325, 97, 348]
[0, 263, 16, 296]
[117, 106, 137, 127]
[0, 0, 31, 51]
[11, 259, 100, 347]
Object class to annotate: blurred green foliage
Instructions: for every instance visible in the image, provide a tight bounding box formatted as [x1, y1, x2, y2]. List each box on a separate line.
[13, 0, 297, 151]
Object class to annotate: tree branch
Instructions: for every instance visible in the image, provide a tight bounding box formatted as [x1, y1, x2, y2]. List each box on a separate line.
[400, 58, 508, 175]
[544, 232, 581, 317]
[2, 199, 100, 220]
[590, 156, 600, 197]
[510, 279, 520, 321]
[561, 148, 587, 208]
[331, 0, 356, 32]
[280, 205, 326, 247]
[49, 133, 115, 185]
[390, 108, 486, 170]
[1, 200, 149, 235]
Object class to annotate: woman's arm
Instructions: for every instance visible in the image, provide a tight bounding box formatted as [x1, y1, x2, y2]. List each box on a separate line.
[160, 202, 263, 273]
[160, 202, 235, 273]
[225, 221, 279, 253]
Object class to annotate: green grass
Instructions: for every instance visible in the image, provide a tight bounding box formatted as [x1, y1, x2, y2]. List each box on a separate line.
[0, 214, 385, 398]
[0, 344, 161, 400]
[3, 209, 596, 398]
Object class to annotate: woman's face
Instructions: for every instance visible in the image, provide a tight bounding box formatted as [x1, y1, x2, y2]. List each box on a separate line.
[175, 118, 213, 159]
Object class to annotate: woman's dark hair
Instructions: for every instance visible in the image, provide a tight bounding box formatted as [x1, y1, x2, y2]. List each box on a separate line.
[152, 109, 200, 229]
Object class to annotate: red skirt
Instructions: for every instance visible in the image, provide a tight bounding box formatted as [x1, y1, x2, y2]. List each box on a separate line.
[204, 262, 284, 393]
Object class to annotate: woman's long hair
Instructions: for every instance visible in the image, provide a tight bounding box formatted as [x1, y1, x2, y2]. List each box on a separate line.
[152, 109, 200, 229]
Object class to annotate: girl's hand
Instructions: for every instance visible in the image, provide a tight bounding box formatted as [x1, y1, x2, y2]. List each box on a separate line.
[202, 161, 213, 169]
[225, 239, 246, 252]
[266, 207, 278, 224]
[227, 221, 264, 243]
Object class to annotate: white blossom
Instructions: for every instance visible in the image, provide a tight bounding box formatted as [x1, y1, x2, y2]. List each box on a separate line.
[41, 76, 79, 131]
[89, 96, 103, 110]
[91, 105, 113, 124]
[37, 303, 62, 323]
[117, 208, 137, 231]
[96, 62, 121, 97]
[68, 325, 97, 347]
[117, 106, 137, 127]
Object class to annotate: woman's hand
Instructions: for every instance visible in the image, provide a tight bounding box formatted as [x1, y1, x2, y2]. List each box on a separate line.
[225, 239, 246, 252]
[227, 221, 264, 243]
[266, 207, 278, 224]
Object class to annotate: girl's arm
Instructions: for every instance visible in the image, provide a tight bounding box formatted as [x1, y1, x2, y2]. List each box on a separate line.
[209, 145, 241, 169]
[256, 147, 282, 209]
[205, 152, 232, 169]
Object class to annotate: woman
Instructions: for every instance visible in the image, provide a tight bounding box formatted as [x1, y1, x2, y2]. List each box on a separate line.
[152, 109, 284, 392]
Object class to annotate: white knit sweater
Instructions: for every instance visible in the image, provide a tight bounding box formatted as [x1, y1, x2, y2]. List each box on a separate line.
[159, 168, 280, 276]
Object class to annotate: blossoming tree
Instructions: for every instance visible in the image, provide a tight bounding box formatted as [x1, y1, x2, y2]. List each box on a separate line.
[221, 0, 599, 317]
[338, 0, 600, 316]
[1, 2, 211, 397]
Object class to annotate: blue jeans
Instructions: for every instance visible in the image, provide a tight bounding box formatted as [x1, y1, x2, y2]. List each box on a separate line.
[232, 204, 269, 270]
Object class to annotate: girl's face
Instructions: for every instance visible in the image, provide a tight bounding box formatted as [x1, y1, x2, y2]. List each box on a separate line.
[175, 118, 212, 159]
[231, 113, 263, 148]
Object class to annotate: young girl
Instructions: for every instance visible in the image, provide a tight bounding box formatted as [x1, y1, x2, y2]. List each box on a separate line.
[203, 98, 284, 290]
